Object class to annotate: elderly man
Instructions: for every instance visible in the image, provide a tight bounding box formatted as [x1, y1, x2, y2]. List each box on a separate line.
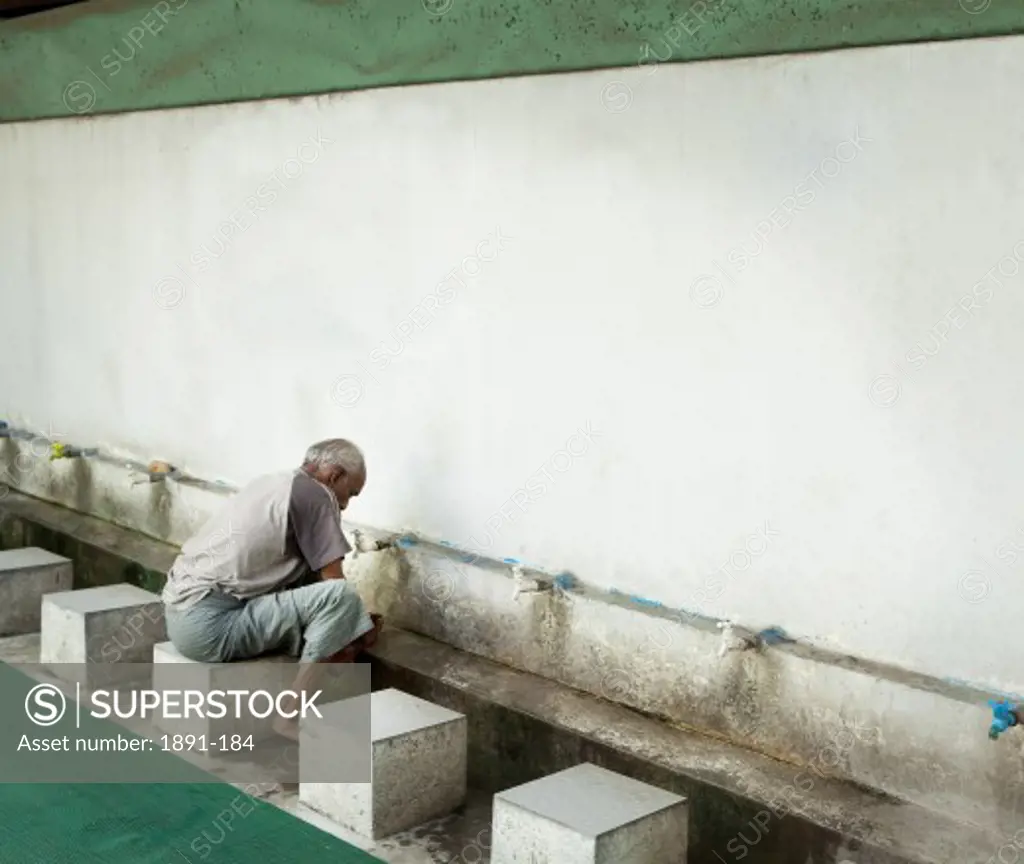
[162, 438, 381, 738]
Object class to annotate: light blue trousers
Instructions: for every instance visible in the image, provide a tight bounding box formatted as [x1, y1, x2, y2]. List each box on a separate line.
[164, 579, 374, 663]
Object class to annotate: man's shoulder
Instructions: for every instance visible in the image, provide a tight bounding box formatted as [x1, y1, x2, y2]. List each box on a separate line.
[289, 471, 335, 510]
[237, 470, 297, 497]
[221, 471, 298, 519]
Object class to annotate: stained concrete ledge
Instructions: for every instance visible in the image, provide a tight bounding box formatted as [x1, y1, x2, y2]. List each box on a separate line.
[2, 441, 1023, 830]
[368, 629, 999, 864]
[350, 538, 1024, 833]
[0, 489, 1003, 863]
[388, 628, 1014, 862]
[0, 488, 176, 593]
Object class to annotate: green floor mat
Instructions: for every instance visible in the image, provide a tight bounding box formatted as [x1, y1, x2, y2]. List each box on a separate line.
[0, 663, 383, 864]
[0, 782, 384, 863]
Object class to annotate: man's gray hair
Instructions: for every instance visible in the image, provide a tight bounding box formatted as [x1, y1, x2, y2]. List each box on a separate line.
[303, 439, 365, 474]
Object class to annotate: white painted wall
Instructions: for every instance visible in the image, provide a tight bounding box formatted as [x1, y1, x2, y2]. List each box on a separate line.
[2, 34, 1022, 693]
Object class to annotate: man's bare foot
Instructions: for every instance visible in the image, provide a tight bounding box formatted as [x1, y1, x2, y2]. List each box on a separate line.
[363, 614, 383, 649]
[272, 714, 300, 742]
[336, 644, 360, 663]
[321, 617, 383, 664]
[273, 692, 301, 741]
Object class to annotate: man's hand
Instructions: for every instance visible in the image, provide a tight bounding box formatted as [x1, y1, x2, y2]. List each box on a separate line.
[319, 559, 345, 581]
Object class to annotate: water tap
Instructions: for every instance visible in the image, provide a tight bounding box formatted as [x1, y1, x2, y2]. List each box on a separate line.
[50, 443, 97, 461]
[553, 572, 578, 592]
[351, 529, 401, 558]
[50, 442, 73, 461]
[717, 620, 754, 658]
[508, 558, 549, 600]
[351, 529, 377, 557]
[989, 700, 1019, 739]
[128, 460, 177, 486]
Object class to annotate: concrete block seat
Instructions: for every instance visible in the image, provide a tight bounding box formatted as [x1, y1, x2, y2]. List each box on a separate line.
[299, 687, 468, 839]
[40, 583, 166, 686]
[491, 763, 688, 864]
[151, 641, 369, 742]
[0, 547, 73, 636]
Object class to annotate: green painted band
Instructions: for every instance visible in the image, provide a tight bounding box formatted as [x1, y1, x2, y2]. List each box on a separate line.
[0, 0, 1021, 123]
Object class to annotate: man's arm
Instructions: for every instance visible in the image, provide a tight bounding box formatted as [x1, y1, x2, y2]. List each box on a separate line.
[290, 476, 352, 580]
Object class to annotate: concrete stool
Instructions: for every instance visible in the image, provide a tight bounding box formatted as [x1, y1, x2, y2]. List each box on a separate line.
[153, 641, 292, 742]
[491, 763, 688, 864]
[300, 688, 467, 839]
[40, 583, 166, 686]
[151, 642, 368, 743]
[0, 547, 73, 636]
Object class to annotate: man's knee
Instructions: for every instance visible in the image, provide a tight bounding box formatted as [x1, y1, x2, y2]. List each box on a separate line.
[324, 580, 350, 601]
[313, 580, 358, 613]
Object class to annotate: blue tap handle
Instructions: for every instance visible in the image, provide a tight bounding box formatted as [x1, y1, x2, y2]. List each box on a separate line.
[553, 573, 577, 591]
[989, 700, 1018, 739]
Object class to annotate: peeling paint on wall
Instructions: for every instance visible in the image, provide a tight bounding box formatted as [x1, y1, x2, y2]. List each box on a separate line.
[1, 0, 1023, 123]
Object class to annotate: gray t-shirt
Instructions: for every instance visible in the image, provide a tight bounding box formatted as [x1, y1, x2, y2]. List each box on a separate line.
[162, 470, 351, 608]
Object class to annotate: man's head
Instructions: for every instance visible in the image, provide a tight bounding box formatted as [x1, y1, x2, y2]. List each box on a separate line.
[301, 439, 366, 510]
